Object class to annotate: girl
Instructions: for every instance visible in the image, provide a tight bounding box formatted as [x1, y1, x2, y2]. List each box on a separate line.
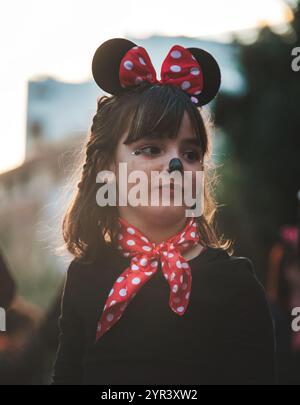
[51, 38, 277, 385]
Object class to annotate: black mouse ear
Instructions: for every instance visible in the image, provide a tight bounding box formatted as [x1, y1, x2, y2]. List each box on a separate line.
[92, 38, 138, 96]
[187, 47, 221, 106]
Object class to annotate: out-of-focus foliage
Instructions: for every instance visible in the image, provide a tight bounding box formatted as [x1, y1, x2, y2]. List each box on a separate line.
[214, 1, 300, 279]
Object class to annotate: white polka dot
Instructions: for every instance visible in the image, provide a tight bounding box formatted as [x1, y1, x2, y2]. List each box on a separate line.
[179, 238, 185, 243]
[180, 275, 183, 283]
[172, 284, 178, 293]
[142, 246, 151, 252]
[139, 56, 146, 65]
[109, 288, 114, 296]
[190, 67, 200, 75]
[185, 292, 190, 299]
[132, 277, 141, 285]
[127, 240, 135, 246]
[119, 288, 127, 297]
[181, 81, 191, 90]
[190, 232, 196, 238]
[165, 273, 168, 279]
[177, 306, 185, 313]
[117, 276, 124, 283]
[106, 313, 114, 322]
[191, 96, 198, 104]
[151, 260, 158, 267]
[131, 264, 139, 271]
[145, 271, 153, 276]
[163, 251, 168, 256]
[140, 258, 147, 266]
[171, 50, 182, 59]
[109, 300, 116, 306]
[168, 253, 174, 258]
[182, 262, 189, 269]
[135, 76, 144, 84]
[176, 260, 182, 269]
[170, 272, 175, 281]
[141, 236, 149, 243]
[170, 65, 181, 73]
[124, 60, 133, 70]
[127, 227, 135, 235]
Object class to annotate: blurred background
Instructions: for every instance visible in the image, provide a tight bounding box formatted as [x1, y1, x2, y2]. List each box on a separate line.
[0, 0, 300, 385]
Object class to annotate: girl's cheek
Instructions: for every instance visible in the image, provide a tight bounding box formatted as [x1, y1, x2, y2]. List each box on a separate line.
[182, 165, 203, 200]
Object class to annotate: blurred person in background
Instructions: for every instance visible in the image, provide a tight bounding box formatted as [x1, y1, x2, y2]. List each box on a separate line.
[266, 226, 300, 384]
[0, 248, 45, 384]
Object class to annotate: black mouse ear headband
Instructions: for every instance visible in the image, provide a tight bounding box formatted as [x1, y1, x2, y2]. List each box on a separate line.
[92, 37, 221, 107]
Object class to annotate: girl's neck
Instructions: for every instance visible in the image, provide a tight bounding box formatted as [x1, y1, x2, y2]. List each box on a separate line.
[118, 212, 188, 244]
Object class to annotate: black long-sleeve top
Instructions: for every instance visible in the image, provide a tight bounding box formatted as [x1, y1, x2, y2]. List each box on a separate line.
[51, 245, 277, 385]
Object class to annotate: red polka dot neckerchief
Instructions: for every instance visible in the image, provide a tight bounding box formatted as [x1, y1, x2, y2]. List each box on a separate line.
[95, 216, 207, 341]
[119, 44, 204, 105]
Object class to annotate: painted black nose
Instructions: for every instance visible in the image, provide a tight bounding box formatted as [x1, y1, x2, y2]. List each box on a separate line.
[168, 158, 183, 174]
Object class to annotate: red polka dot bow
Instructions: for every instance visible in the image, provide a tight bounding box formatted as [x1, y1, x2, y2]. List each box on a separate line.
[95, 216, 206, 341]
[119, 44, 203, 104]
[92, 38, 221, 106]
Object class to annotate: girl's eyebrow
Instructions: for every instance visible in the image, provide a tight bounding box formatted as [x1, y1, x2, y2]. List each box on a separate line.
[180, 137, 202, 147]
[124, 134, 202, 146]
[123, 133, 164, 145]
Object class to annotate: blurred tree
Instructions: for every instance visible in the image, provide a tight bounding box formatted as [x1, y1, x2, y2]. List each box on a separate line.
[214, 1, 300, 280]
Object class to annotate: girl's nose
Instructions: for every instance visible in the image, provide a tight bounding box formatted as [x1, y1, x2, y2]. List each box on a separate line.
[168, 158, 184, 174]
[160, 147, 183, 172]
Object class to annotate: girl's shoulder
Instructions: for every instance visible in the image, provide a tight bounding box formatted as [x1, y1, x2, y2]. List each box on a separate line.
[194, 245, 255, 276]
[65, 243, 123, 282]
[194, 246, 268, 308]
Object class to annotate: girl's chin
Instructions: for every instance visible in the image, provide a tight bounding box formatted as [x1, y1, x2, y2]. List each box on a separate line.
[133, 205, 188, 224]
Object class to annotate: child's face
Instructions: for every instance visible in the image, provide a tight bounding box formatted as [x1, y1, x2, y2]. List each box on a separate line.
[110, 110, 204, 224]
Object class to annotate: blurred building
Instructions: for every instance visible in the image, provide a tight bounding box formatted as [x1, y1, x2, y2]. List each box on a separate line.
[25, 77, 100, 159]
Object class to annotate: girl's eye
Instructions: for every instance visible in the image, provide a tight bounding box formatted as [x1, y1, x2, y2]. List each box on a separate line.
[134, 146, 161, 156]
[183, 150, 200, 162]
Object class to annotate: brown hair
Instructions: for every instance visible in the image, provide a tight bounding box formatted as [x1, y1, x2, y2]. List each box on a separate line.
[60, 83, 234, 263]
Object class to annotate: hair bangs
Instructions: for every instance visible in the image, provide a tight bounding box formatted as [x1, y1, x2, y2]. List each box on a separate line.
[121, 84, 207, 155]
